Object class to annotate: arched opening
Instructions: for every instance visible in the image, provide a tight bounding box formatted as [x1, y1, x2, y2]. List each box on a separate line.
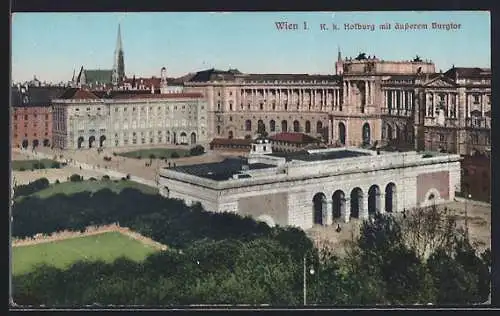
[332, 190, 345, 220]
[88, 136, 95, 148]
[368, 185, 381, 215]
[32, 139, 39, 148]
[228, 131, 234, 139]
[305, 121, 311, 133]
[395, 125, 400, 140]
[281, 120, 288, 132]
[245, 120, 252, 131]
[77, 136, 84, 149]
[99, 135, 106, 147]
[270, 120, 276, 132]
[43, 139, 50, 147]
[180, 132, 187, 144]
[217, 125, 221, 135]
[167, 131, 171, 142]
[257, 215, 276, 227]
[350, 187, 363, 219]
[22, 139, 28, 149]
[316, 121, 323, 134]
[312, 192, 327, 225]
[293, 120, 300, 132]
[387, 125, 393, 140]
[362, 123, 371, 146]
[385, 182, 397, 213]
[173, 132, 177, 144]
[339, 122, 346, 145]
[162, 186, 170, 197]
[190, 132, 196, 144]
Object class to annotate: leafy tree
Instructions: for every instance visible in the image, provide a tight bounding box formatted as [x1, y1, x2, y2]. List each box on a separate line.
[189, 145, 205, 156]
[170, 152, 180, 159]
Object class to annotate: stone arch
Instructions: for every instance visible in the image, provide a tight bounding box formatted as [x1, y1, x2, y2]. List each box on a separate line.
[190, 132, 197, 144]
[88, 136, 95, 148]
[32, 139, 39, 148]
[161, 186, 170, 198]
[305, 121, 311, 133]
[338, 122, 346, 145]
[270, 120, 276, 132]
[312, 192, 327, 225]
[228, 131, 234, 139]
[43, 139, 50, 147]
[423, 188, 441, 207]
[257, 214, 276, 227]
[368, 185, 381, 215]
[99, 135, 106, 147]
[316, 121, 323, 134]
[257, 119, 265, 130]
[77, 136, 84, 149]
[332, 190, 346, 220]
[350, 187, 364, 219]
[245, 120, 252, 131]
[385, 182, 397, 212]
[281, 120, 288, 132]
[362, 122, 371, 145]
[293, 120, 300, 132]
[180, 132, 187, 144]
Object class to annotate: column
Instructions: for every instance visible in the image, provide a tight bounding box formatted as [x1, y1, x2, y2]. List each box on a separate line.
[287, 89, 290, 109]
[402, 90, 406, 113]
[365, 81, 370, 105]
[328, 119, 333, 144]
[360, 193, 369, 220]
[379, 193, 385, 213]
[370, 82, 374, 104]
[342, 198, 351, 223]
[322, 89, 326, 107]
[325, 200, 333, 226]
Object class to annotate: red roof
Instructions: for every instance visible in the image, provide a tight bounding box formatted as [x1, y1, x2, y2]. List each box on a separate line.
[269, 132, 320, 144]
[112, 93, 203, 99]
[59, 88, 99, 100]
[210, 138, 252, 146]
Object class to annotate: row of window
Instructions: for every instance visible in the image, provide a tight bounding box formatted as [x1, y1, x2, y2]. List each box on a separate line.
[14, 132, 49, 138]
[14, 114, 50, 120]
[72, 104, 204, 113]
[14, 122, 50, 129]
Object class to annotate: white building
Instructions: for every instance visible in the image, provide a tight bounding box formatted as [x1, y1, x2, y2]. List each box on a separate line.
[159, 139, 461, 230]
[51, 88, 208, 149]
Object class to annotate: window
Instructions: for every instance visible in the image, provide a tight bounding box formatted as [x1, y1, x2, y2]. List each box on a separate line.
[97, 107, 101, 111]
[218, 92, 221, 96]
[229, 102, 233, 111]
[24, 133, 27, 137]
[76, 108, 80, 111]
[34, 133, 37, 137]
[474, 95, 480, 103]
[34, 114, 37, 119]
[229, 91, 233, 96]
[24, 115, 28, 120]
[45, 132, 48, 136]
[124, 108, 127, 112]
[263, 146, 267, 151]
[14, 115, 17, 120]
[260, 103, 263, 110]
[133, 107, 136, 111]
[115, 108, 118, 112]
[229, 116, 233, 122]
[439, 134, 445, 142]
[87, 107, 90, 111]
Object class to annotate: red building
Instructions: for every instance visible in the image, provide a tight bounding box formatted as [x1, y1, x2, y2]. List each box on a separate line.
[11, 86, 65, 149]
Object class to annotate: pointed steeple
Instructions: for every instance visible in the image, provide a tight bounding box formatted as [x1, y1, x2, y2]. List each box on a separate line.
[116, 23, 123, 53]
[112, 24, 125, 85]
[337, 46, 342, 62]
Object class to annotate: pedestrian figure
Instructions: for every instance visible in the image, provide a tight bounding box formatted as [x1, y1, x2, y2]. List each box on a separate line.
[335, 224, 342, 233]
[403, 208, 407, 219]
[80, 166, 82, 170]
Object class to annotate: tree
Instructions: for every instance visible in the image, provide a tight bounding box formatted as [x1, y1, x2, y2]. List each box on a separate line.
[189, 145, 205, 157]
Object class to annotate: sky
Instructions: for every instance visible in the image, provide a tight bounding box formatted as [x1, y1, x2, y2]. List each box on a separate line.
[11, 11, 490, 83]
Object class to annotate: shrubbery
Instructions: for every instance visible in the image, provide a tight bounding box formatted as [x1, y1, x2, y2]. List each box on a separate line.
[189, 145, 205, 157]
[69, 174, 83, 182]
[51, 162, 61, 169]
[13, 178, 50, 198]
[102, 175, 111, 181]
[170, 152, 180, 158]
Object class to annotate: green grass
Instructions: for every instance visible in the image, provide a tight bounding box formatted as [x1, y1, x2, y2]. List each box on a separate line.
[12, 159, 60, 171]
[12, 231, 159, 276]
[30, 179, 158, 199]
[117, 148, 190, 159]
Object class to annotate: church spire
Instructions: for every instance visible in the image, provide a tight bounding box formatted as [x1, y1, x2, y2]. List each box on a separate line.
[112, 24, 125, 85]
[337, 46, 342, 61]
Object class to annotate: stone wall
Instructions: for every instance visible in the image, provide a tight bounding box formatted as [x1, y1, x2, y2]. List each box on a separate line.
[416, 171, 450, 204]
[237, 192, 289, 226]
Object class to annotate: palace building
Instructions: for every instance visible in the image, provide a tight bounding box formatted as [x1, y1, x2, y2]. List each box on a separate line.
[182, 52, 491, 156]
[51, 87, 207, 149]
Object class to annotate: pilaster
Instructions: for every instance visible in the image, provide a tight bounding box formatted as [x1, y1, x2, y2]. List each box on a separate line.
[360, 193, 369, 220]
[325, 200, 333, 226]
[341, 198, 350, 223]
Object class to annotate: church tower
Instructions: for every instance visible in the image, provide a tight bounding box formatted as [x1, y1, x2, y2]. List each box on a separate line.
[112, 24, 125, 85]
[335, 46, 343, 75]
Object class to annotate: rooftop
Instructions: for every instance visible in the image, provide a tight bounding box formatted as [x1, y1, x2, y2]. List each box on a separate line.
[267, 149, 371, 162]
[269, 132, 321, 144]
[168, 157, 275, 181]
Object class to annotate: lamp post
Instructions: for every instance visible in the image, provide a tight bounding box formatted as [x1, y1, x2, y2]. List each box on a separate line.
[303, 254, 315, 306]
[465, 194, 471, 241]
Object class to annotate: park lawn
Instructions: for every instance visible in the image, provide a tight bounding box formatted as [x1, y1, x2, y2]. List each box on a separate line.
[31, 179, 158, 199]
[117, 148, 189, 159]
[12, 159, 60, 171]
[12, 231, 159, 276]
